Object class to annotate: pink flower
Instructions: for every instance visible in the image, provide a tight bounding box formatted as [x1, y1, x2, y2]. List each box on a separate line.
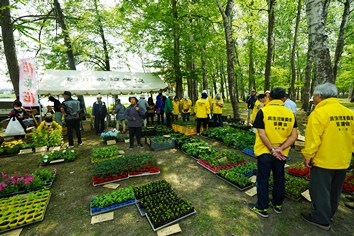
[39, 166, 44, 169]
[24, 176, 34, 185]
[1, 172, 8, 179]
[53, 168, 57, 174]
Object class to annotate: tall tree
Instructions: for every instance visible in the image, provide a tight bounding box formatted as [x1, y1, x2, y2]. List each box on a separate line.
[289, 0, 302, 101]
[333, 0, 352, 82]
[172, 0, 183, 99]
[216, 0, 240, 119]
[305, 0, 334, 83]
[53, 0, 76, 70]
[93, 0, 110, 71]
[0, 0, 20, 95]
[264, 0, 276, 90]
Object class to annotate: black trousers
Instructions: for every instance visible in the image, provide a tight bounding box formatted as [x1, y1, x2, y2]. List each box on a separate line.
[166, 112, 172, 127]
[309, 166, 346, 225]
[129, 127, 142, 147]
[157, 111, 164, 125]
[197, 118, 208, 133]
[66, 119, 82, 146]
[94, 117, 105, 134]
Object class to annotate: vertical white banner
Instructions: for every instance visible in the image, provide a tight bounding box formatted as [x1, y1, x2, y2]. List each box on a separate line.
[19, 58, 39, 107]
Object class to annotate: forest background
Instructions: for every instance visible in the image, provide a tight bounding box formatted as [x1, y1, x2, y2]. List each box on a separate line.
[1, 0, 353, 118]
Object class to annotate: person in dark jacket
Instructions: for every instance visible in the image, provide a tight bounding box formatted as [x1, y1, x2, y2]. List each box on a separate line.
[114, 99, 126, 133]
[92, 94, 107, 134]
[164, 94, 173, 128]
[155, 90, 165, 125]
[125, 96, 145, 150]
[48, 96, 62, 126]
[246, 89, 257, 125]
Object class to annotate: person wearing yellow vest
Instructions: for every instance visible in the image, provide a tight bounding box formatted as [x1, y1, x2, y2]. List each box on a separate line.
[194, 91, 211, 135]
[264, 90, 270, 105]
[212, 93, 223, 127]
[249, 87, 298, 218]
[172, 96, 180, 122]
[251, 94, 266, 124]
[180, 95, 192, 122]
[37, 113, 62, 134]
[301, 83, 354, 230]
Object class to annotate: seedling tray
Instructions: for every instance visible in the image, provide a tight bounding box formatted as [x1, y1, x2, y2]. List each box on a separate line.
[215, 174, 254, 191]
[0, 192, 51, 233]
[128, 171, 160, 178]
[284, 193, 302, 201]
[197, 160, 217, 174]
[135, 201, 147, 216]
[180, 150, 198, 161]
[92, 176, 129, 187]
[146, 210, 197, 232]
[40, 159, 73, 166]
[90, 199, 136, 216]
[148, 138, 175, 151]
[287, 172, 310, 180]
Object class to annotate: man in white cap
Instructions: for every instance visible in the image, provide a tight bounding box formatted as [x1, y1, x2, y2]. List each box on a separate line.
[92, 94, 107, 134]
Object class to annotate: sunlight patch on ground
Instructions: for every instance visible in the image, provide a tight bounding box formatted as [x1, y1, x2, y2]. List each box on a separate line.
[207, 208, 222, 219]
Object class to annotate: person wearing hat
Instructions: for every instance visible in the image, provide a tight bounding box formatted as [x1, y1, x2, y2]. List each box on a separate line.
[125, 96, 145, 149]
[251, 93, 266, 125]
[138, 94, 149, 127]
[61, 91, 82, 148]
[172, 96, 180, 122]
[246, 89, 257, 125]
[48, 96, 63, 126]
[37, 113, 62, 133]
[212, 93, 224, 127]
[195, 91, 211, 135]
[114, 99, 126, 133]
[164, 94, 173, 128]
[264, 90, 271, 105]
[92, 94, 107, 134]
[248, 87, 298, 218]
[180, 95, 192, 122]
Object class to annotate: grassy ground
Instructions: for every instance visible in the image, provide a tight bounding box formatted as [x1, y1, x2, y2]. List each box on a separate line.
[1, 100, 354, 236]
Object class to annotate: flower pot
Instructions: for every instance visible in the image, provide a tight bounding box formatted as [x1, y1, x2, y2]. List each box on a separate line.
[9, 219, 18, 228]
[0, 221, 9, 230]
[25, 214, 34, 223]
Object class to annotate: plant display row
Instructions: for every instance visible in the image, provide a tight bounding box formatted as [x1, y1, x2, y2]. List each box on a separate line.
[91, 145, 120, 163]
[0, 189, 51, 232]
[0, 168, 56, 197]
[287, 162, 310, 177]
[269, 174, 309, 201]
[92, 154, 160, 185]
[100, 130, 121, 142]
[141, 127, 158, 137]
[198, 150, 247, 171]
[0, 140, 34, 156]
[148, 136, 175, 151]
[31, 129, 63, 148]
[217, 162, 257, 190]
[90, 187, 135, 215]
[133, 180, 172, 200]
[135, 180, 195, 231]
[343, 173, 354, 193]
[155, 125, 173, 135]
[181, 139, 216, 159]
[39, 149, 77, 165]
[202, 127, 255, 150]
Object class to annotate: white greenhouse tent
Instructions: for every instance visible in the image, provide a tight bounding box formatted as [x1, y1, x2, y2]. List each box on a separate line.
[38, 70, 168, 96]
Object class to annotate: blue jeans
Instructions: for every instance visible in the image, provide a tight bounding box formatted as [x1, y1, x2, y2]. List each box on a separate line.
[256, 154, 285, 210]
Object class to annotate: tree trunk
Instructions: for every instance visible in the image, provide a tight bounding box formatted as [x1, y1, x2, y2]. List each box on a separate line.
[305, 0, 334, 84]
[172, 0, 183, 99]
[53, 0, 76, 70]
[94, 0, 110, 71]
[248, 37, 255, 92]
[333, 0, 350, 83]
[302, 41, 313, 111]
[216, 0, 239, 119]
[234, 43, 244, 102]
[220, 60, 226, 100]
[0, 0, 20, 95]
[264, 0, 276, 91]
[201, 45, 208, 90]
[289, 0, 302, 101]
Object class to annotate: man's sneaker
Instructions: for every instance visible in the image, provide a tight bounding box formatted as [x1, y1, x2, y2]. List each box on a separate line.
[301, 213, 331, 231]
[270, 203, 282, 213]
[248, 203, 268, 218]
[138, 144, 143, 149]
[78, 142, 83, 146]
[67, 145, 74, 149]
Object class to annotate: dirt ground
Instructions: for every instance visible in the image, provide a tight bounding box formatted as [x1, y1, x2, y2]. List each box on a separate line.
[1, 103, 354, 236]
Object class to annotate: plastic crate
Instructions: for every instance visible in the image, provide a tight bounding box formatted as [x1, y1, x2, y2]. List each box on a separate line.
[149, 138, 175, 151]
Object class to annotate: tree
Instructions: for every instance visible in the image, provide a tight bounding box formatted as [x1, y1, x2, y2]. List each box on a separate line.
[216, 0, 240, 119]
[264, 0, 276, 90]
[0, 0, 20, 95]
[305, 0, 333, 84]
